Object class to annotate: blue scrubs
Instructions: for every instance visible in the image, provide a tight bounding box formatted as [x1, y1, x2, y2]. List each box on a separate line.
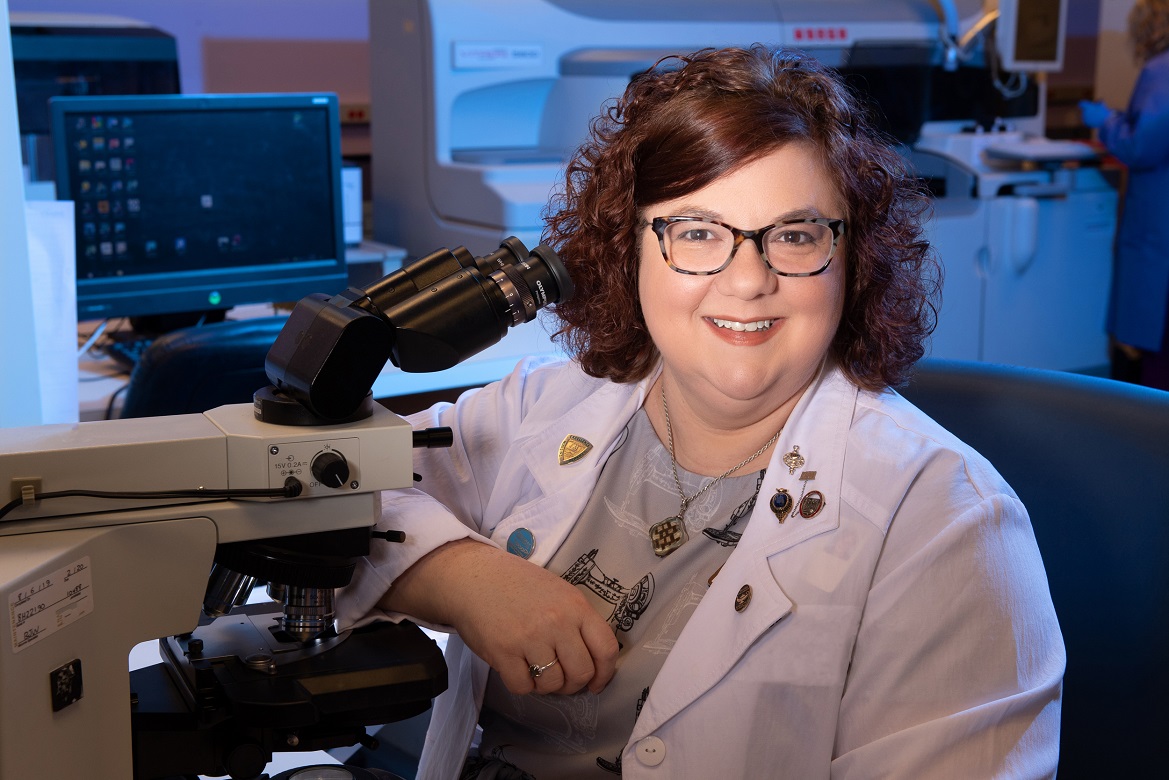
[1098, 49, 1169, 351]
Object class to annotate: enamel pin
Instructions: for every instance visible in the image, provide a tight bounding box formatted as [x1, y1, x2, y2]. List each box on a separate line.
[558, 435, 593, 466]
[799, 490, 826, 519]
[769, 488, 793, 523]
[506, 527, 536, 559]
[789, 469, 821, 520]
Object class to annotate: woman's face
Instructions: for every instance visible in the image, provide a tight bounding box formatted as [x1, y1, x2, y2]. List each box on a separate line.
[638, 142, 847, 419]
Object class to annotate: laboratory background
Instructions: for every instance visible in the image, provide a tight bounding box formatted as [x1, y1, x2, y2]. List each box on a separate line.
[0, 0, 1157, 429]
[2, 2, 1168, 780]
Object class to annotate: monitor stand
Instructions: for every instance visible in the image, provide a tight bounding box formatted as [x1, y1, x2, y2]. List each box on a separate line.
[128, 309, 228, 338]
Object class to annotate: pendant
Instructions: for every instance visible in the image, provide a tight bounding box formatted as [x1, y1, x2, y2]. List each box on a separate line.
[650, 516, 688, 557]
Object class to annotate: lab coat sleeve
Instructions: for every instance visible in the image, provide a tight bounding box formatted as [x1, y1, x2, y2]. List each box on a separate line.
[831, 492, 1064, 779]
[1098, 57, 1169, 170]
[334, 358, 552, 631]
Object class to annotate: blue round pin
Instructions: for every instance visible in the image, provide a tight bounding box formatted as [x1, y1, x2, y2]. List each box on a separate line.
[507, 527, 536, 559]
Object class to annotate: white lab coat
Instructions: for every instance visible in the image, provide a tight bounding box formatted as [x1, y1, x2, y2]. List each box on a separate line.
[337, 357, 1064, 779]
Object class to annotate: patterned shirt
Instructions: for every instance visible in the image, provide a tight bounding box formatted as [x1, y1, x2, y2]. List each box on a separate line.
[472, 409, 765, 778]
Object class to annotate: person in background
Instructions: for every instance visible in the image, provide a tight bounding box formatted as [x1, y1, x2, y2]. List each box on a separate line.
[338, 46, 1065, 779]
[1080, 0, 1169, 390]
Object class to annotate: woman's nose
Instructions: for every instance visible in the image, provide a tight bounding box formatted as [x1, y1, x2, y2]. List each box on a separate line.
[716, 239, 777, 297]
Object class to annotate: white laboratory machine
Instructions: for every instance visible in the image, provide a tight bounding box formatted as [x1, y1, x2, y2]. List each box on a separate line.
[370, 0, 1114, 373]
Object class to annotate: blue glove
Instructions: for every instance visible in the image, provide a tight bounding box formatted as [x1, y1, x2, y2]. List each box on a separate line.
[1079, 100, 1112, 129]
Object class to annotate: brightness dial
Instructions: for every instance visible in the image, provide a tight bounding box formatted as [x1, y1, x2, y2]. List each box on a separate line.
[310, 450, 350, 488]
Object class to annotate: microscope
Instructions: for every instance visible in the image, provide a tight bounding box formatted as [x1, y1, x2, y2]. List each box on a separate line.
[0, 237, 573, 780]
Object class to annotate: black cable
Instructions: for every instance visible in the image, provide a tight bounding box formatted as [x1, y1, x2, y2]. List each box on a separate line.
[104, 381, 130, 420]
[0, 479, 302, 522]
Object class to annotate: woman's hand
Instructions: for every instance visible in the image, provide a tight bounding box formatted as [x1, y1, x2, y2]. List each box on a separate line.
[382, 538, 619, 696]
[1079, 99, 1111, 129]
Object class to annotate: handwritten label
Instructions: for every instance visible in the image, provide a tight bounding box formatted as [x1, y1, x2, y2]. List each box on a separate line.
[8, 556, 93, 653]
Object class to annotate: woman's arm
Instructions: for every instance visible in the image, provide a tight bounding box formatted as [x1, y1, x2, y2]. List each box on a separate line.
[336, 358, 619, 695]
[1098, 60, 1169, 169]
[382, 537, 619, 696]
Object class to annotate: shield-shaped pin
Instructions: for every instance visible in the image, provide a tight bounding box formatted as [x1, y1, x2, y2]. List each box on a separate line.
[558, 435, 593, 465]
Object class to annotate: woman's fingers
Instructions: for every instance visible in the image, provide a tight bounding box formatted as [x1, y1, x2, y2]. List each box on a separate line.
[525, 653, 568, 694]
[385, 539, 619, 696]
[544, 636, 596, 695]
[581, 614, 620, 693]
[497, 648, 559, 694]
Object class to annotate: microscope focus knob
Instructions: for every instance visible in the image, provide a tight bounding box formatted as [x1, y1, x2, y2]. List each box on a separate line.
[310, 450, 350, 488]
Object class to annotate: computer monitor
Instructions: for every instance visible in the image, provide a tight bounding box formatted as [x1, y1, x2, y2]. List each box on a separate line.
[996, 0, 1068, 73]
[50, 92, 349, 333]
[11, 12, 181, 183]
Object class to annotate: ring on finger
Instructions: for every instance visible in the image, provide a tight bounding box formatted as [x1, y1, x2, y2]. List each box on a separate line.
[528, 657, 559, 679]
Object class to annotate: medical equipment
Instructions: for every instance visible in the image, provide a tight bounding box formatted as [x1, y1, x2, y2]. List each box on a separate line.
[370, 0, 1113, 372]
[0, 237, 572, 779]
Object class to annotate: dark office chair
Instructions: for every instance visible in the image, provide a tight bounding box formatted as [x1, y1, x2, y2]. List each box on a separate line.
[119, 316, 289, 418]
[899, 359, 1169, 778]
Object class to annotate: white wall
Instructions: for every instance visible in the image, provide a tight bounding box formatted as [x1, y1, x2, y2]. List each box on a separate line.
[0, 0, 43, 428]
[1095, 0, 1140, 106]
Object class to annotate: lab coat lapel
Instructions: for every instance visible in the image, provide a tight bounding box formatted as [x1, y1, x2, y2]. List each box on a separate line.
[630, 365, 857, 740]
[484, 372, 654, 566]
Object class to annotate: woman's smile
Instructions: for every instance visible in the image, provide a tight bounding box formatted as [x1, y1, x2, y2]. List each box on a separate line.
[709, 316, 776, 333]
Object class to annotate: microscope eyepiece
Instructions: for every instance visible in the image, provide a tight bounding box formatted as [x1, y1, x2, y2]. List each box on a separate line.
[264, 238, 574, 421]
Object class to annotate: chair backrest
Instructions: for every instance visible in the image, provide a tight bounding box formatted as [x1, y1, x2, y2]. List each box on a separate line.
[900, 359, 1169, 778]
[119, 316, 288, 418]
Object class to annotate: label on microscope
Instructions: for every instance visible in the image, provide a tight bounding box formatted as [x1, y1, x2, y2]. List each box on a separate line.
[8, 556, 93, 653]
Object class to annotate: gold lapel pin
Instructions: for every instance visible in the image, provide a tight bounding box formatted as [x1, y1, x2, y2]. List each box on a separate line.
[558, 434, 593, 466]
[770, 488, 793, 523]
[782, 445, 805, 475]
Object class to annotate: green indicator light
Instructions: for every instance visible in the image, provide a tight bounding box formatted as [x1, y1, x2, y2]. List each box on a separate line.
[208, 291, 222, 306]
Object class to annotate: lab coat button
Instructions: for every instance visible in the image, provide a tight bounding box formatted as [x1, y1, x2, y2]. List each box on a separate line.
[635, 736, 666, 766]
[735, 584, 752, 612]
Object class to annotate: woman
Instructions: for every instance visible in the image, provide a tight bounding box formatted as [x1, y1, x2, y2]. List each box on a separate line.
[338, 46, 1064, 778]
[1080, 0, 1169, 388]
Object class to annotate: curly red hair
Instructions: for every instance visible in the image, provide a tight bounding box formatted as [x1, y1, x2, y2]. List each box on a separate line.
[544, 45, 939, 391]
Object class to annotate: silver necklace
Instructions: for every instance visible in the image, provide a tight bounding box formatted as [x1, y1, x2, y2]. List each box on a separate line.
[649, 385, 782, 557]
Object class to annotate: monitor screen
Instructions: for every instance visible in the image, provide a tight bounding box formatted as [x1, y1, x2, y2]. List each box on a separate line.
[996, 0, 1067, 73]
[50, 92, 349, 329]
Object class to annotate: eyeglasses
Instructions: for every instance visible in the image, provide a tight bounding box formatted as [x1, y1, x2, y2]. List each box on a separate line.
[649, 216, 846, 277]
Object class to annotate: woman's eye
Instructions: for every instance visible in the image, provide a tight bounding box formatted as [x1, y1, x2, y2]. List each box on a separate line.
[773, 229, 813, 245]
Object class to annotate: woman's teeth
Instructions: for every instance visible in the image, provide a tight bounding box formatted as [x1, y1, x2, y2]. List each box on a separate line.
[711, 318, 774, 332]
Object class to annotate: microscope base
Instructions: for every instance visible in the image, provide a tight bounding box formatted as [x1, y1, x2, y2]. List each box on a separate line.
[130, 613, 447, 780]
